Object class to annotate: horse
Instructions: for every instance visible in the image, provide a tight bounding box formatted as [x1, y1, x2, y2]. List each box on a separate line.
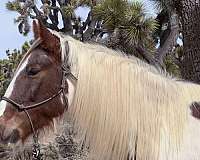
[1, 21, 200, 160]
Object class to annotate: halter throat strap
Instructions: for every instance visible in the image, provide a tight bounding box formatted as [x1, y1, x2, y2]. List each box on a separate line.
[0, 37, 77, 160]
[1, 37, 77, 111]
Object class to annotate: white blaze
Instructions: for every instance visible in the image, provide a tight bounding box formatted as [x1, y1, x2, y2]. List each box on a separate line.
[0, 56, 30, 116]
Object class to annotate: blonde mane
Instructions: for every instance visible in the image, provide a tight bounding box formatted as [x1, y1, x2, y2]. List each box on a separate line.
[54, 33, 200, 160]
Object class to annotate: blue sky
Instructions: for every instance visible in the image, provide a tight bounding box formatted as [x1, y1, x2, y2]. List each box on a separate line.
[0, 0, 33, 59]
[0, 0, 155, 59]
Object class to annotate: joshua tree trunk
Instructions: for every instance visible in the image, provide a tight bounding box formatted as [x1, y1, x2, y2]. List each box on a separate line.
[181, 0, 200, 83]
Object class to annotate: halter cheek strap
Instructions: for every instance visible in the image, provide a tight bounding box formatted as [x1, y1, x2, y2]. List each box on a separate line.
[0, 65, 75, 160]
[0, 38, 77, 160]
[0, 66, 67, 158]
[1, 89, 64, 112]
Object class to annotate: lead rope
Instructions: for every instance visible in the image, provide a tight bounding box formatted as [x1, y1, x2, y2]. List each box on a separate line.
[27, 66, 69, 160]
[24, 66, 70, 160]
[24, 109, 43, 160]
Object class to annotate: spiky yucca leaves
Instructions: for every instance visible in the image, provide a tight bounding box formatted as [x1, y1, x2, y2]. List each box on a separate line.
[93, 0, 128, 31]
[120, 2, 158, 50]
[6, 1, 22, 13]
[94, 1, 158, 57]
[5, 0, 96, 36]
[5, 0, 158, 58]
[6, 0, 31, 36]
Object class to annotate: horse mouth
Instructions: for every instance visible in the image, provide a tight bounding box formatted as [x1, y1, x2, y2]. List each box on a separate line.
[0, 126, 20, 144]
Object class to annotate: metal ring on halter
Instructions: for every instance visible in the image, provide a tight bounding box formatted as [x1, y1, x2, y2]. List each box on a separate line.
[1, 65, 70, 127]
[0, 67, 70, 160]
[0, 38, 77, 160]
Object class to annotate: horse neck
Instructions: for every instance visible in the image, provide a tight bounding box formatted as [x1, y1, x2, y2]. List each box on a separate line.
[63, 37, 200, 159]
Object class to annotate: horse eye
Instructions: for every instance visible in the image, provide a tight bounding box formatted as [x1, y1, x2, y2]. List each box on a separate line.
[27, 67, 41, 76]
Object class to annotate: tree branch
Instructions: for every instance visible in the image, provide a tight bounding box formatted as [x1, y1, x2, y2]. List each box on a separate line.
[31, 4, 59, 31]
[52, 0, 59, 26]
[40, 0, 59, 28]
[56, 0, 73, 34]
[82, 11, 99, 41]
[155, 12, 180, 66]
[136, 46, 161, 68]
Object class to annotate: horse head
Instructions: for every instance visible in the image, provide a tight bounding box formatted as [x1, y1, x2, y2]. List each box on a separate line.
[0, 21, 74, 144]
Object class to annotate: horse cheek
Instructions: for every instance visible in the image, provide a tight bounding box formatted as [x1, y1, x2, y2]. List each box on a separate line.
[30, 81, 41, 101]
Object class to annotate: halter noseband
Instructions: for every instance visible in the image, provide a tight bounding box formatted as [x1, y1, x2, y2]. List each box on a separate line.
[0, 38, 77, 160]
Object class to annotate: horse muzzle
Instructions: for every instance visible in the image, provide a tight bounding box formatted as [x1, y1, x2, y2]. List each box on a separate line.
[0, 124, 20, 144]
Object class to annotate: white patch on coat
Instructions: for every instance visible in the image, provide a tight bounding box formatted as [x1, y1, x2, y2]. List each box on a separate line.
[0, 55, 30, 116]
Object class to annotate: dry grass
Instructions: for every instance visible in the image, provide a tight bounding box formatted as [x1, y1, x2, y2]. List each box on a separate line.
[0, 124, 88, 160]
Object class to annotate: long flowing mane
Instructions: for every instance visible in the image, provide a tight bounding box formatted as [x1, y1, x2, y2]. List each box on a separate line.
[54, 33, 200, 160]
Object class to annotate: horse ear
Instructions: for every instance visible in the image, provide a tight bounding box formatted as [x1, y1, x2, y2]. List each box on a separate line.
[33, 20, 61, 61]
[33, 20, 40, 39]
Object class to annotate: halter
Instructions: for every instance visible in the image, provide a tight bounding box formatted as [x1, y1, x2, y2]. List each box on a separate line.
[0, 38, 77, 159]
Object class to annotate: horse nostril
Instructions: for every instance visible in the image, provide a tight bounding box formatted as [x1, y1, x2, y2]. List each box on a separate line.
[0, 126, 20, 144]
[0, 125, 6, 140]
[8, 129, 20, 143]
